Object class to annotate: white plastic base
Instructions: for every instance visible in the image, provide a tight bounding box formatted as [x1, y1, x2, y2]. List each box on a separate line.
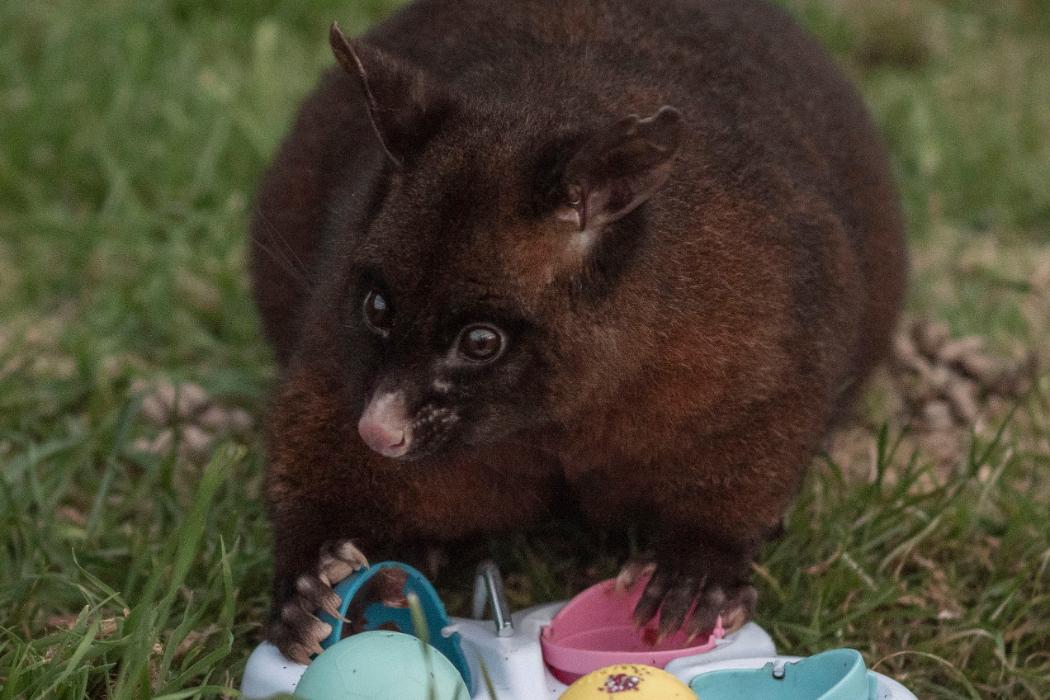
[241, 604, 916, 699]
[241, 640, 308, 699]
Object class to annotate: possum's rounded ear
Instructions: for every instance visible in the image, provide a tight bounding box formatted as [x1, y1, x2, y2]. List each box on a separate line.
[330, 22, 454, 169]
[558, 106, 683, 235]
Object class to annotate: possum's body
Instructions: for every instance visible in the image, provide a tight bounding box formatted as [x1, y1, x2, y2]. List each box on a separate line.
[251, 0, 906, 662]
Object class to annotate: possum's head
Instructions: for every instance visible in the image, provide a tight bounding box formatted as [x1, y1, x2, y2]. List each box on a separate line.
[329, 25, 682, 460]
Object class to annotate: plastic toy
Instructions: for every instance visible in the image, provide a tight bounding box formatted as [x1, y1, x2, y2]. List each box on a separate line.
[241, 561, 917, 699]
[294, 631, 469, 700]
[688, 649, 878, 699]
[541, 577, 723, 683]
[317, 561, 472, 687]
[561, 664, 695, 699]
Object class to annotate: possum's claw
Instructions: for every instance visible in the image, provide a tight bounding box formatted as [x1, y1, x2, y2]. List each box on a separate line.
[269, 540, 369, 664]
[615, 555, 657, 593]
[620, 553, 756, 642]
[318, 540, 370, 583]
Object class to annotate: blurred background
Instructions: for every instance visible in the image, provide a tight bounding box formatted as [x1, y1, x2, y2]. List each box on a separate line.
[1, 1, 1047, 698]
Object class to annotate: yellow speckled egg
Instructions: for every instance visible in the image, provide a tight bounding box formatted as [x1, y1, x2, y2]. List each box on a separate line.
[560, 664, 696, 699]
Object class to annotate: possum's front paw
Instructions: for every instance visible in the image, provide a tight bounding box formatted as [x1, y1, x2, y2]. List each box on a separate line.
[269, 540, 369, 664]
[617, 552, 757, 641]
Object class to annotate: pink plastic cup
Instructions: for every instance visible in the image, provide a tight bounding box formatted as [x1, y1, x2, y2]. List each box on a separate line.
[540, 577, 724, 684]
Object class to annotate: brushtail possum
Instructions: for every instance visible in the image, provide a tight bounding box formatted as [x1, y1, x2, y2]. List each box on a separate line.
[251, 0, 907, 662]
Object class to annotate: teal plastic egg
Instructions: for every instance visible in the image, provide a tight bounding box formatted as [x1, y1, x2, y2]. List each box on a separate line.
[294, 631, 470, 700]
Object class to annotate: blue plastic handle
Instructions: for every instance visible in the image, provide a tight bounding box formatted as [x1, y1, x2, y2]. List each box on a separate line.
[316, 561, 473, 691]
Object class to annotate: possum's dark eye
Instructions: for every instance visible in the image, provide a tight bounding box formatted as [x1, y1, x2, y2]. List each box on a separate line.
[362, 289, 393, 335]
[457, 324, 504, 363]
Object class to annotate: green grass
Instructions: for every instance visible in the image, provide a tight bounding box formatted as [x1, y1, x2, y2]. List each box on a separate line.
[1, 0, 1048, 697]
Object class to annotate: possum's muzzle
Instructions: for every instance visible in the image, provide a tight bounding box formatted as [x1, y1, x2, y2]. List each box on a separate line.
[357, 390, 458, 460]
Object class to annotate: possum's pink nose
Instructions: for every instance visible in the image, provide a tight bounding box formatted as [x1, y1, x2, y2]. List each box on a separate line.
[358, 392, 411, 458]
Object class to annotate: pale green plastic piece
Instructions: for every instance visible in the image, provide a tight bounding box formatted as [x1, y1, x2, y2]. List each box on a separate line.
[294, 631, 470, 700]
